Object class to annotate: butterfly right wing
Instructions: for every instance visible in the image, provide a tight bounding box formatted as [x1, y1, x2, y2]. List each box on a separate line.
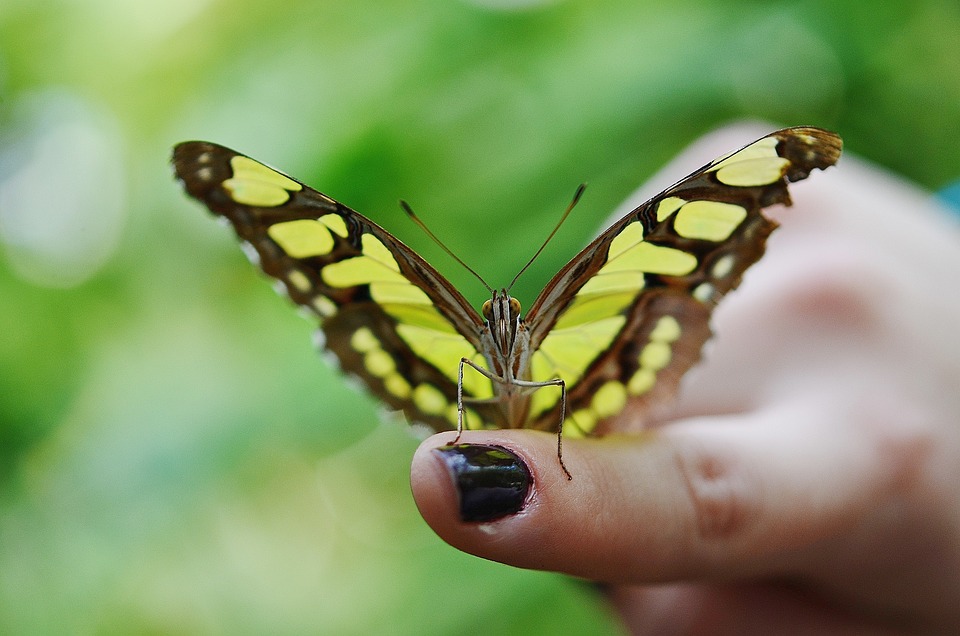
[172, 142, 501, 433]
[522, 127, 842, 436]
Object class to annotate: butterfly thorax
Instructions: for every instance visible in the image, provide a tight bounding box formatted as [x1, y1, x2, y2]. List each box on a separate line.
[478, 290, 536, 426]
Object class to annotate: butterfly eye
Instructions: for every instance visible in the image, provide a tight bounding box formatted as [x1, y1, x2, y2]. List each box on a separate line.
[481, 300, 493, 320]
[509, 297, 522, 317]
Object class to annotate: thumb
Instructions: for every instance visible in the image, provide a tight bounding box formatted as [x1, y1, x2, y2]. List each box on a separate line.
[409, 397, 922, 583]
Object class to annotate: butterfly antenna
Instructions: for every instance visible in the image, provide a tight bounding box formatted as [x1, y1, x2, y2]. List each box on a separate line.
[400, 200, 494, 293]
[508, 183, 586, 291]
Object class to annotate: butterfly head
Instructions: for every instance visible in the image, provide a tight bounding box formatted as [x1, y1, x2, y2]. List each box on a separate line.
[482, 290, 523, 357]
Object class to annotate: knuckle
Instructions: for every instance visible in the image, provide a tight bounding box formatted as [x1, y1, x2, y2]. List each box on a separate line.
[775, 243, 888, 331]
[673, 441, 757, 542]
[851, 395, 937, 496]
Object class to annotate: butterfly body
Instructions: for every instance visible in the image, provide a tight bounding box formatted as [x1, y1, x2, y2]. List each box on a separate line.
[173, 127, 841, 441]
[475, 291, 535, 427]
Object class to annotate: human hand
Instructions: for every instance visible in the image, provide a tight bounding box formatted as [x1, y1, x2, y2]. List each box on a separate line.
[410, 123, 960, 634]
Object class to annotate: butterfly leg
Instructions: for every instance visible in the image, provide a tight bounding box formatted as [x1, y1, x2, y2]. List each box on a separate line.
[452, 360, 572, 480]
[557, 380, 571, 480]
[506, 376, 572, 480]
[451, 356, 501, 444]
[452, 356, 469, 445]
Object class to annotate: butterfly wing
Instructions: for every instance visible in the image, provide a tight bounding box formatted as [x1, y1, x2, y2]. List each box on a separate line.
[523, 127, 843, 435]
[172, 142, 500, 433]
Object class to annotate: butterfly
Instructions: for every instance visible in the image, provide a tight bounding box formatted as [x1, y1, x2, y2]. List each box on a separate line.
[173, 127, 841, 478]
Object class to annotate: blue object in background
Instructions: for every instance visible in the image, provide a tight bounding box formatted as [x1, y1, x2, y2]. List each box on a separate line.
[939, 181, 960, 217]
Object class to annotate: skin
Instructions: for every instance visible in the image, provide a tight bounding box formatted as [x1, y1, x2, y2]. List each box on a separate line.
[409, 123, 960, 635]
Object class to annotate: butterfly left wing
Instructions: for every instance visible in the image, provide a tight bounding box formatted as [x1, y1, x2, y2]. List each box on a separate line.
[172, 142, 502, 434]
[523, 127, 843, 436]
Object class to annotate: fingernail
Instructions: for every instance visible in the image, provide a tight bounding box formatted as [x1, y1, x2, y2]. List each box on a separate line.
[432, 444, 532, 522]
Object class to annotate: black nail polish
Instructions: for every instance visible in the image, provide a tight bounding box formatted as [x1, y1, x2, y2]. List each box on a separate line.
[433, 444, 532, 522]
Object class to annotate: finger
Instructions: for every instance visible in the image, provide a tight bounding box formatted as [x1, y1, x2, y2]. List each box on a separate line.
[410, 393, 929, 583]
[606, 583, 909, 636]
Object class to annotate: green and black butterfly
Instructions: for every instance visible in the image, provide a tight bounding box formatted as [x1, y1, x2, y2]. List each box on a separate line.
[173, 127, 841, 476]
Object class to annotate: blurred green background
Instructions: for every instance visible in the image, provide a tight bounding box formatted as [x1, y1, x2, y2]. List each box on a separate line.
[1, 0, 958, 633]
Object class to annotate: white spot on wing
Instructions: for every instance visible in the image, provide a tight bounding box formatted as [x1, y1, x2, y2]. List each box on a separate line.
[312, 329, 327, 350]
[321, 349, 341, 371]
[297, 306, 317, 322]
[343, 373, 367, 393]
[711, 254, 736, 279]
[239, 241, 260, 266]
[272, 279, 289, 299]
[693, 282, 715, 304]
